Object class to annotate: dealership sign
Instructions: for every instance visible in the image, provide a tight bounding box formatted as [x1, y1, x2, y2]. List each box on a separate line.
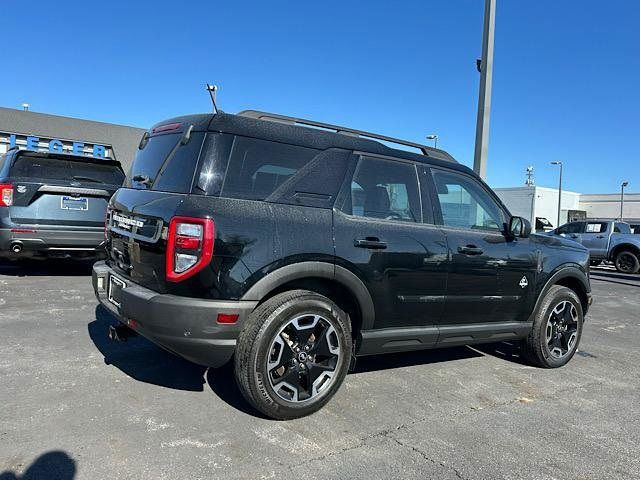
[8, 133, 108, 158]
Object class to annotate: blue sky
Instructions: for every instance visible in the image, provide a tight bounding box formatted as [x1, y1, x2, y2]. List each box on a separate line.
[2, 0, 638, 193]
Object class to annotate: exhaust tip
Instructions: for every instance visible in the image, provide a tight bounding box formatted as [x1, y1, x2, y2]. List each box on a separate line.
[10, 242, 22, 253]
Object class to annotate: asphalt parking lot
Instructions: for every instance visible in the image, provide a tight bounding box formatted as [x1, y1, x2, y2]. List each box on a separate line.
[1, 262, 638, 480]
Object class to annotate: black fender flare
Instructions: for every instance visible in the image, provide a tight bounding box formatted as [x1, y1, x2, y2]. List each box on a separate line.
[240, 261, 375, 330]
[532, 264, 591, 318]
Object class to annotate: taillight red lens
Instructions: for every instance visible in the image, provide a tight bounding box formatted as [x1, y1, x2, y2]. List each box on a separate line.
[0, 184, 13, 207]
[166, 216, 214, 282]
[175, 235, 201, 250]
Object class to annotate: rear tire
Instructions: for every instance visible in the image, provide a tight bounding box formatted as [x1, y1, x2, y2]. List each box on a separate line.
[614, 251, 640, 274]
[521, 285, 583, 368]
[234, 290, 351, 420]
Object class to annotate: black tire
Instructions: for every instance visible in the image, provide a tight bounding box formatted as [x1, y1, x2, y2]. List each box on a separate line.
[521, 285, 583, 368]
[614, 251, 640, 274]
[234, 290, 352, 420]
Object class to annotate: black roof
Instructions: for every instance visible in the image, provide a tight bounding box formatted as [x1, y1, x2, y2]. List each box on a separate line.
[150, 111, 476, 176]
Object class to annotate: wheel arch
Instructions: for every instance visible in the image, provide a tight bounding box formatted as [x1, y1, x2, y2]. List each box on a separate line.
[609, 243, 640, 260]
[241, 262, 375, 340]
[533, 265, 591, 318]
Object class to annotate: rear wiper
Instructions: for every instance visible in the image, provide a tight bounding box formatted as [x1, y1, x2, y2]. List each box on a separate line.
[72, 175, 103, 184]
[132, 174, 153, 187]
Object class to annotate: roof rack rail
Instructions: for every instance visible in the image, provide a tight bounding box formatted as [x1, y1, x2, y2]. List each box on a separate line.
[238, 110, 435, 156]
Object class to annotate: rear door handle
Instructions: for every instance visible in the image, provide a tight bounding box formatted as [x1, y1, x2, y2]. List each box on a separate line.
[458, 245, 483, 256]
[354, 237, 387, 249]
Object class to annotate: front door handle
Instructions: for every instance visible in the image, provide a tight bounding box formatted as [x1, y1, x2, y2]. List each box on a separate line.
[458, 245, 483, 256]
[354, 237, 387, 249]
[596, 235, 605, 238]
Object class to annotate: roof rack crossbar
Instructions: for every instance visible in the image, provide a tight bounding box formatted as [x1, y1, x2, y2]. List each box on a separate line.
[238, 110, 433, 156]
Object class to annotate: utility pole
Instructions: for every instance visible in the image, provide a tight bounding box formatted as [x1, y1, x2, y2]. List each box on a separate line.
[473, 0, 496, 180]
[551, 161, 563, 227]
[620, 181, 629, 220]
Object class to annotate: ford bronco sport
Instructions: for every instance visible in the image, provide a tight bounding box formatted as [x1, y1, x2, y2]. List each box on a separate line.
[92, 110, 592, 419]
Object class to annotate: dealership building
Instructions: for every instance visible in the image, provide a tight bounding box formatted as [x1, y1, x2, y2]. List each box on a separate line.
[495, 186, 640, 231]
[0, 106, 145, 172]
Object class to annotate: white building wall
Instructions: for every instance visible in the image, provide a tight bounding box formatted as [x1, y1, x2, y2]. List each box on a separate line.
[579, 193, 640, 222]
[494, 186, 580, 228]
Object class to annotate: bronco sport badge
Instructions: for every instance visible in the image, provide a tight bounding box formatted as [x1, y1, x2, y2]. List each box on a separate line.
[519, 276, 529, 288]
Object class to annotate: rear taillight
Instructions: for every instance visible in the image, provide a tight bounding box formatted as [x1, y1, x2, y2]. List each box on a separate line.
[0, 184, 13, 207]
[166, 216, 214, 282]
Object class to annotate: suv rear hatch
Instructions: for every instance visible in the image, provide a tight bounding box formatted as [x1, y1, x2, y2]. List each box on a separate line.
[107, 120, 208, 293]
[7, 152, 124, 232]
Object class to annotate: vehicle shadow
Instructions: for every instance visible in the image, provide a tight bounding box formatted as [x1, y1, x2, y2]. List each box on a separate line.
[351, 345, 484, 374]
[88, 304, 498, 418]
[469, 341, 529, 365]
[0, 258, 94, 277]
[88, 305, 207, 391]
[0, 450, 75, 480]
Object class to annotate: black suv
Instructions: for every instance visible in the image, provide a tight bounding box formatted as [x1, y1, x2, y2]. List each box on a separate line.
[92, 111, 592, 419]
[0, 149, 124, 260]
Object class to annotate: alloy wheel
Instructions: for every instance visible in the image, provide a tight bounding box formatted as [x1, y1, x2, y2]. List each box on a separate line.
[617, 253, 636, 273]
[267, 313, 341, 403]
[545, 300, 579, 359]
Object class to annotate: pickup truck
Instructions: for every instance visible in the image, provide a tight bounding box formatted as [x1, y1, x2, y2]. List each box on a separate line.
[548, 220, 640, 273]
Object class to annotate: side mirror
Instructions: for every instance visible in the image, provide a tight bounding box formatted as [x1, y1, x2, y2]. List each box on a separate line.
[508, 216, 532, 238]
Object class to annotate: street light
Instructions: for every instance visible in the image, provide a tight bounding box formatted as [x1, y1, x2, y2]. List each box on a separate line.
[550, 161, 563, 227]
[426, 134, 439, 148]
[620, 181, 629, 220]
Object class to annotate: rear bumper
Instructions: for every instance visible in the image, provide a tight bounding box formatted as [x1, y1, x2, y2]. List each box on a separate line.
[92, 261, 257, 367]
[0, 226, 105, 257]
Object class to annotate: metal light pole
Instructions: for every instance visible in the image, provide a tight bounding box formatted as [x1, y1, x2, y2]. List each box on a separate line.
[551, 161, 563, 227]
[620, 181, 629, 220]
[426, 134, 439, 148]
[473, 0, 496, 180]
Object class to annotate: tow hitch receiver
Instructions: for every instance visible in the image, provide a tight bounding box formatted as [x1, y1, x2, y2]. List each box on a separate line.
[108, 324, 137, 342]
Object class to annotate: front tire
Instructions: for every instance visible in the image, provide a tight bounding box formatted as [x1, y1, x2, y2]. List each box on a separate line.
[614, 251, 640, 274]
[521, 285, 584, 368]
[234, 290, 351, 420]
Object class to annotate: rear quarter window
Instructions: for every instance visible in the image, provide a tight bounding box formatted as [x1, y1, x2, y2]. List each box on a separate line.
[220, 136, 319, 201]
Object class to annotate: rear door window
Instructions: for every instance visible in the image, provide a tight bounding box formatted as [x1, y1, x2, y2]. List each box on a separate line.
[344, 156, 421, 223]
[10, 156, 124, 185]
[220, 136, 319, 201]
[585, 222, 607, 233]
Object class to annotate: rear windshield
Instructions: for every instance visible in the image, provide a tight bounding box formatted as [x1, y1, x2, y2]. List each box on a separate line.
[128, 132, 205, 193]
[10, 156, 124, 185]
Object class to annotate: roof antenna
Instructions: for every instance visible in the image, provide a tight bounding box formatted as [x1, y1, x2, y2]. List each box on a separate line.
[206, 84, 219, 114]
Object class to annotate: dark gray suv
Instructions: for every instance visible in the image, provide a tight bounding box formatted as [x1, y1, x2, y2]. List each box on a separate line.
[0, 149, 124, 260]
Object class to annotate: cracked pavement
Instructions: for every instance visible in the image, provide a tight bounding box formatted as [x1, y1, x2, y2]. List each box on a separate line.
[0, 262, 638, 479]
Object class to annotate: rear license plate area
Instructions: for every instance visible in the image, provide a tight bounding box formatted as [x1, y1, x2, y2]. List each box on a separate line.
[61, 196, 88, 211]
[108, 275, 126, 307]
